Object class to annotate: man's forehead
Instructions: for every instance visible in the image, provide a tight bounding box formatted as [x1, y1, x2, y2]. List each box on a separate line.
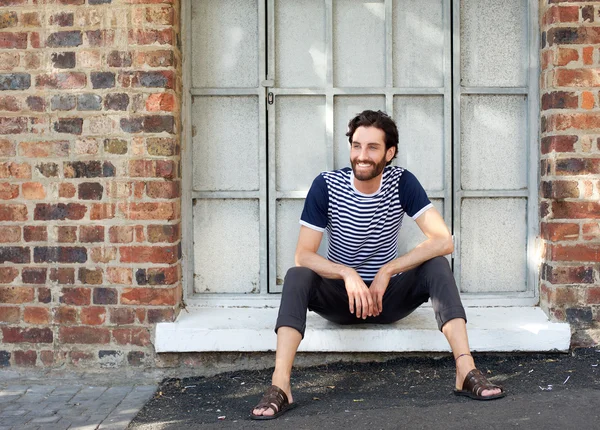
[351, 126, 385, 144]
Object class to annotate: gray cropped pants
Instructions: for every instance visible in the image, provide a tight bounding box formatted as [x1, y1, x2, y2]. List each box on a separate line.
[275, 256, 467, 338]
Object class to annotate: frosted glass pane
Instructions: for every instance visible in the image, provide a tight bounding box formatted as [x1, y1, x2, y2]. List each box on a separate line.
[461, 95, 527, 190]
[192, 96, 259, 191]
[397, 199, 444, 256]
[193, 200, 260, 293]
[276, 0, 326, 87]
[461, 0, 527, 87]
[191, 0, 258, 88]
[393, 0, 444, 87]
[276, 96, 327, 191]
[334, 0, 385, 87]
[334, 96, 385, 170]
[276, 199, 327, 286]
[460, 198, 527, 293]
[394, 96, 444, 191]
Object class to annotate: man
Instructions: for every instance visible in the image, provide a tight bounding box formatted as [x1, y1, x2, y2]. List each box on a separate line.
[251, 110, 505, 420]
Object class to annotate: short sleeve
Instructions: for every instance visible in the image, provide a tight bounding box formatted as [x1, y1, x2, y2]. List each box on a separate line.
[300, 174, 329, 232]
[398, 170, 433, 219]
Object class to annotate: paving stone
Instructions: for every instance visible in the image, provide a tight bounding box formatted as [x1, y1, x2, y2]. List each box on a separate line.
[0, 408, 27, 416]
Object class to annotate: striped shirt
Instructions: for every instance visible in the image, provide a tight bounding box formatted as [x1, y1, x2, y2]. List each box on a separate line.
[300, 166, 432, 281]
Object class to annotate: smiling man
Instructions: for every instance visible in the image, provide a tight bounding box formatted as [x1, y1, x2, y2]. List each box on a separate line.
[251, 110, 505, 420]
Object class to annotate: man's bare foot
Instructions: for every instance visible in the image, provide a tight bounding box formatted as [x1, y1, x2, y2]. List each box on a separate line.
[252, 374, 293, 417]
[455, 354, 502, 398]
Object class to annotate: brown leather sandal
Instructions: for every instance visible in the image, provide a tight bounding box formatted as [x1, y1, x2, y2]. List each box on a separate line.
[250, 385, 297, 420]
[454, 368, 506, 400]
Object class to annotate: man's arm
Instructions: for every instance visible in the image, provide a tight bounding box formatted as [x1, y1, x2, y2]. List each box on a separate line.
[369, 206, 453, 315]
[295, 226, 374, 319]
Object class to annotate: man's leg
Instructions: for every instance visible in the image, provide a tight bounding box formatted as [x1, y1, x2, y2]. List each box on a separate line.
[253, 267, 351, 417]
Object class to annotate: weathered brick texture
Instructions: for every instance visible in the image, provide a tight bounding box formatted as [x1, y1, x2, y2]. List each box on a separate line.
[540, 1, 600, 347]
[0, 0, 182, 369]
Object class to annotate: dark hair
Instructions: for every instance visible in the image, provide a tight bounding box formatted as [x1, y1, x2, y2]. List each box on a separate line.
[346, 110, 398, 166]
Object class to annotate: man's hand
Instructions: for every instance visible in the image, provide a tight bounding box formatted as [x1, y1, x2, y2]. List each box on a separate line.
[341, 268, 373, 319]
[370, 266, 392, 316]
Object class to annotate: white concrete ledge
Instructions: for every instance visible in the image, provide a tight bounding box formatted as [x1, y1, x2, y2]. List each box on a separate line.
[155, 306, 571, 353]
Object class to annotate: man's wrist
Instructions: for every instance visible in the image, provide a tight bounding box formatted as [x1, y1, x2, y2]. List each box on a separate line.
[339, 266, 356, 281]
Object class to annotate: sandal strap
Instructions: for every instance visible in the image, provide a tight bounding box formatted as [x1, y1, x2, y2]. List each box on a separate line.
[254, 385, 289, 413]
[455, 353, 472, 362]
[462, 369, 502, 397]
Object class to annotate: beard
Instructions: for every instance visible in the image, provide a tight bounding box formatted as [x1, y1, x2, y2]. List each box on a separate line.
[351, 157, 387, 181]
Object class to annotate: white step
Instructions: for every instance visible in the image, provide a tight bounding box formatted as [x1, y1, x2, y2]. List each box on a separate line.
[155, 306, 571, 353]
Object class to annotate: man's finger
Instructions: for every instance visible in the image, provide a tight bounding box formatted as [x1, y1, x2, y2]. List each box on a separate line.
[348, 292, 354, 314]
[378, 294, 383, 314]
[356, 295, 362, 318]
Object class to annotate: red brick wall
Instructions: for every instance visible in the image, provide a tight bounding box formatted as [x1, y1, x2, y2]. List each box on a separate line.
[0, 0, 182, 368]
[540, 1, 600, 346]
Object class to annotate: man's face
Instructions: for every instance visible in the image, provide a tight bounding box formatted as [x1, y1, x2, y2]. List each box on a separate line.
[350, 126, 395, 182]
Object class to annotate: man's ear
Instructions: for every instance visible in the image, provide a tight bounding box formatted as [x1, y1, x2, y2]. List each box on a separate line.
[386, 146, 396, 163]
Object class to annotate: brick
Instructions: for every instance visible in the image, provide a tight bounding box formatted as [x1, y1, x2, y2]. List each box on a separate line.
[128, 28, 173, 46]
[56, 226, 77, 243]
[61, 288, 91, 306]
[51, 94, 76, 111]
[85, 30, 114, 47]
[110, 308, 135, 325]
[34, 247, 87, 263]
[584, 47, 594, 66]
[0, 247, 30, 263]
[550, 244, 600, 262]
[34, 203, 86, 220]
[77, 93, 102, 111]
[147, 308, 174, 323]
[0, 182, 19, 199]
[552, 201, 600, 220]
[79, 225, 104, 242]
[0, 32, 27, 49]
[90, 246, 117, 264]
[104, 138, 128, 154]
[18, 140, 69, 157]
[77, 50, 102, 68]
[542, 91, 578, 109]
[0, 267, 18, 283]
[93, 287, 118, 305]
[14, 350, 36, 366]
[106, 267, 133, 284]
[0, 73, 30, 90]
[128, 351, 146, 366]
[26, 96, 45, 112]
[0, 139, 15, 156]
[147, 137, 178, 156]
[36, 72, 86, 89]
[119, 202, 177, 220]
[136, 50, 174, 67]
[59, 183, 76, 198]
[22, 267, 47, 284]
[120, 116, 143, 133]
[582, 91, 595, 109]
[556, 158, 600, 175]
[582, 223, 600, 240]
[24, 307, 50, 324]
[49, 267, 75, 284]
[0, 12, 18, 29]
[107, 51, 132, 67]
[0, 226, 20, 242]
[50, 12, 74, 27]
[21, 12, 40, 27]
[109, 226, 134, 243]
[36, 162, 58, 178]
[104, 93, 129, 111]
[53, 306, 78, 324]
[90, 203, 115, 220]
[0, 94, 20, 111]
[0, 351, 10, 367]
[129, 160, 175, 178]
[582, 5, 594, 23]
[144, 115, 174, 133]
[78, 268, 103, 285]
[60, 326, 110, 344]
[80, 307, 106, 325]
[542, 263, 594, 284]
[120, 285, 179, 305]
[137, 266, 179, 285]
[22, 182, 46, 199]
[8, 162, 31, 178]
[540, 180, 579, 199]
[54, 118, 83, 134]
[2, 327, 52, 343]
[0, 116, 27, 134]
[0, 286, 34, 304]
[40, 350, 57, 366]
[147, 224, 179, 243]
[78, 182, 103, 200]
[146, 181, 179, 198]
[586, 287, 600, 304]
[113, 327, 150, 346]
[22, 226, 45, 243]
[566, 307, 593, 325]
[91, 72, 115, 89]
[47, 31, 82, 47]
[0, 306, 20, 323]
[64, 161, 115, 178]
[38, 287, 51, 303]
[51, 52, 76, 69]
[74, 138, 100, 155]
[105, 182, 132, 199]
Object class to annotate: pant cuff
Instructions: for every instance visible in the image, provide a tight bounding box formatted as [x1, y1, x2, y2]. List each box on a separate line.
[436, 305, 467, 331]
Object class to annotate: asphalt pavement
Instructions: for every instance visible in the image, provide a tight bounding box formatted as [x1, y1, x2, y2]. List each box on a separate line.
[129, 348, 600, 430]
